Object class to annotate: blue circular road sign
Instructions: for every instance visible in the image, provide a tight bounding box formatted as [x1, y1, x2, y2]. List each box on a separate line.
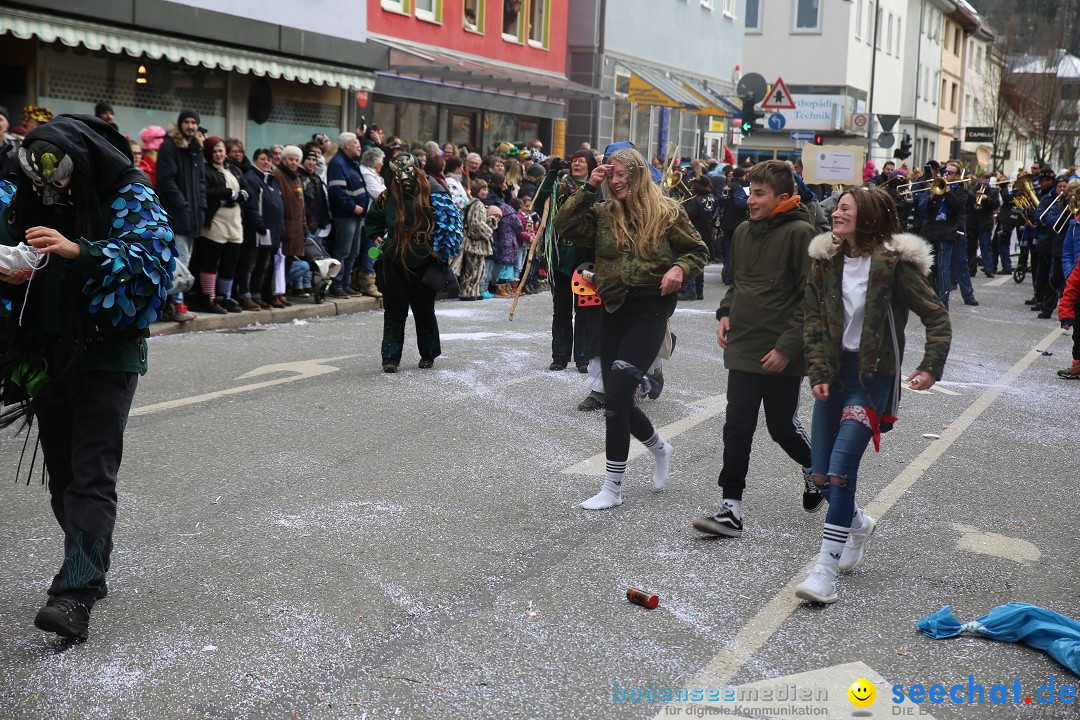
[768, 113, 786, 131]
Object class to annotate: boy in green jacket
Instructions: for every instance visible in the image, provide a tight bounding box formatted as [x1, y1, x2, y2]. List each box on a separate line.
[693, 160, 818, 538]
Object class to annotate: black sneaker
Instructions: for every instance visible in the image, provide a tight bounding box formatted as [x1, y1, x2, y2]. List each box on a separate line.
[964, 298, 979, 306]
[576, 364, 589, 374]
[418, 358, 435, 369]
[548, 361, 567, 371]
[803, 468, 826, 513]
[692, 508, 743, 537]
[34, 596, 90, 640]
[577, 391, 604, 411]
[382, 363, 398, 373]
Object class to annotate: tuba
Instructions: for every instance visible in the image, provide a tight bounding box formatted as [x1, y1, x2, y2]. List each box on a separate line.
[1011, 174, 1039, 227]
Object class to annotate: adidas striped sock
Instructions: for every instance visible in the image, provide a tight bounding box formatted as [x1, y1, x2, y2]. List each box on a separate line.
[818, 523, 850, 573]
[605, 459, 627, 491]
[642, 431, 672, 490]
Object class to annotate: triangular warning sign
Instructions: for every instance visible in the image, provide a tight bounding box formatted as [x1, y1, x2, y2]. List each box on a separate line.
[761, 77, 796, 110]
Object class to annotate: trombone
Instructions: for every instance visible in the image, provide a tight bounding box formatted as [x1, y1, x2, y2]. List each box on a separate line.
[898, 171, 968, 198]
[1050, 195, 1079, 234]
[1037, 191, 1066, 224]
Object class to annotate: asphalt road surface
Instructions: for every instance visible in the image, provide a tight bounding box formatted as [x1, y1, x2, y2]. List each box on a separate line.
[1, 265, 1077, 720]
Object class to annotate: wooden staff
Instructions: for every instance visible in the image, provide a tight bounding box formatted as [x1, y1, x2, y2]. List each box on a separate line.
[508, 205, 552, 322]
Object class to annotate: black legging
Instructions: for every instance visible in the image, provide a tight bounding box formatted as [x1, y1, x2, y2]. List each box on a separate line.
[551, 270, 588, 365]
[379, 260, 441, 364]
[235, 235, 275, 300]
[600, 293, 674, 463]
[195, 238, 242, 278]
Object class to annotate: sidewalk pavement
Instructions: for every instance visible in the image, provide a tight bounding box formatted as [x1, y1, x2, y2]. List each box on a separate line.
[149, 294, 382, 337]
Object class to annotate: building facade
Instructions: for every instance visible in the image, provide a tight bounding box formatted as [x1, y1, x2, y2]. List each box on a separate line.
[0, 0, 384, 149]
[566, 0, 743, 162]
[366, 0, 593, 154]
[740, 0, 909, 168]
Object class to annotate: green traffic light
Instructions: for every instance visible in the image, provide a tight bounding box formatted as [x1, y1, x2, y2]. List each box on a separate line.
[741, 121, 752, 132]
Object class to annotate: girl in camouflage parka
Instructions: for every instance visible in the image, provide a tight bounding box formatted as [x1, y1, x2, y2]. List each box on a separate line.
[795, 186, 950, 605]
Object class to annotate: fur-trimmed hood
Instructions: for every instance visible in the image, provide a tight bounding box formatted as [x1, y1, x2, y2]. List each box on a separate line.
[166, 124, 200, 149]
[808, 231, 933, 276]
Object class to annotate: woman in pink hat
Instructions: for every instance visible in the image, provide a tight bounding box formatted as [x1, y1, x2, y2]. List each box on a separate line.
[139, 125, 166, 185]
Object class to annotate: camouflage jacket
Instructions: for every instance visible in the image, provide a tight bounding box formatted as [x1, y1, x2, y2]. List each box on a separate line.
[553, 185, 708, 313]
[804, 232, 951, 388]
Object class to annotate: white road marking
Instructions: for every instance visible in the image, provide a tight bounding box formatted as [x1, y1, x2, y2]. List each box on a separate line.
[561, 394, 726, 475]
[952, 523, 1041, 564]
[657, 662, 938, 719]
[656, 326, 1064, 718]
[983, 274, 1013, 287]
[129, 356, 358, 417]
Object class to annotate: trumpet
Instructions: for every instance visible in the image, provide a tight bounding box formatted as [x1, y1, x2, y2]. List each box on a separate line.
[1011, 174, 1039, 227]
[899, 172, 968, 198]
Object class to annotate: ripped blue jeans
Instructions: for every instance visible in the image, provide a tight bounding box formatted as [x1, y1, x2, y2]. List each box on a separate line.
[810, 352, 893, 528]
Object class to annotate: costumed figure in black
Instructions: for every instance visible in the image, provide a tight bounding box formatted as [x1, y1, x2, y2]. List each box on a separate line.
[535, 150, 598, 374]
[0, 114, 175, 640]
[365, 153, 462, 372]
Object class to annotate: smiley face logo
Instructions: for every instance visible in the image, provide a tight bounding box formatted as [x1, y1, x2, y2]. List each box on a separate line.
[848, 678, 876, 708]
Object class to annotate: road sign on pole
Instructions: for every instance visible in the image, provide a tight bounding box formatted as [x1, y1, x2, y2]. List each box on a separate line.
[852, 113, 870, 131]
[877, 132, 896, 149]
[761, 77, 797, 110]
[790, 131, 815, 142]
[736, 73, 768, 102]
[767, 113, 787, 131]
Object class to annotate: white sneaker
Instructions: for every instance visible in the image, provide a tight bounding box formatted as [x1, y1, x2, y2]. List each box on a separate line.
[579, 482, 622, 510]
[795, 565, 838, 604]
[0, 243, 45, 274]
[838, 514, 876, 573]
[652, 442, 673, 491]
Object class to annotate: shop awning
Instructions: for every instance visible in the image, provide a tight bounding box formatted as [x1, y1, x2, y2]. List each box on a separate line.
[0, 7, 376, 90]
[374, 37, 604, 103]
[621, 61, 705, 109]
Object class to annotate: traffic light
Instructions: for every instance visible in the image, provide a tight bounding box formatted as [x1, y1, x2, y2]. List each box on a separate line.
[813, 134, 824, 145]
[894, 132, 912, 160]
[739, 97, 763, 136]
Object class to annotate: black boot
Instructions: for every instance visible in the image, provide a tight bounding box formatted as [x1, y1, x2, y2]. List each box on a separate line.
[34, 596, 90, 641]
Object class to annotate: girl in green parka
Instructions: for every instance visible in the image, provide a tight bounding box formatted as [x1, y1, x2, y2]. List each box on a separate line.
[795, 186, 951, 604]
[554, 147, 709, 510]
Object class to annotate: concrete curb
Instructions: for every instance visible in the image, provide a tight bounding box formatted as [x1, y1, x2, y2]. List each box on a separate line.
[149, 295, 382, 337]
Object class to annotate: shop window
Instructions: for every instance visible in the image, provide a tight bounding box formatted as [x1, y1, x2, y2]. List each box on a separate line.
[615, 73, 630, 96]
[613, 98, 631, 142]
[415, 0, 441, 23]
[464, 0, 485, 32]
[502, 0, 523, 41]
[529, 0, 549, 48]
[372, 100, 398, 139]
[450, 111, 475, 148]
[632, 105, 652, 157]
[398, 101, 438, 147]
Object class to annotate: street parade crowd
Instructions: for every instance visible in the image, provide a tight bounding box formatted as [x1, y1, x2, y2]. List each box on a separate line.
[0, 101, 1078, 639]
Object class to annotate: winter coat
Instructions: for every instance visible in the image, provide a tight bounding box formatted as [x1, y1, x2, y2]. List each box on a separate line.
[1063, 218, 1080, 280]
[0, 133, 20, 180]
[553, 185, 709, 314]
[364, 176, 462, 271]
[273, 165, 306, 257]
[719, 181, 749, 237]
[327, 150, 369, 218]
[915, 186, 966, 241]
[360, 165, 385, 203]
[202, 163, 246, 244]
[243, 167, 285, 245]
[155, 126, 205, 236]
[462, 198, 494, 257]
[684, 192, 718, 245]
[493, 202, 525, 264]
[1058, 261, 1080, 323]
[804, 232, 951, 390]
[203, 162, 246, 228]
[715, 202, 815, 376]
[966, 185, 1001, 231]
[138, 154, 157, 186]
[299, 167, 331, 234]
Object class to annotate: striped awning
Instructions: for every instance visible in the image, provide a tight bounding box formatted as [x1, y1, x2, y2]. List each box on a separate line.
[0, 7, 375, 90]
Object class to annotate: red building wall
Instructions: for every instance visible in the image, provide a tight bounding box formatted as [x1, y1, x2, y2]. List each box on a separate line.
[368, 0, 567, 75]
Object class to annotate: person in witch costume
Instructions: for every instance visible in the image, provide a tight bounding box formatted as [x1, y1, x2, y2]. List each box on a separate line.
[0, 114, 175, 641]
[365, 153, 461, 372]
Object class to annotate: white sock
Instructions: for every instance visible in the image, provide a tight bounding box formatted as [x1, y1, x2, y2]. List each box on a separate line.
[580, 460, 625, 510]
[851, 508, 865, 533]
[723, 498, 742, 519]
[818, 523, 850, 576]
[642, 432, 673, 490]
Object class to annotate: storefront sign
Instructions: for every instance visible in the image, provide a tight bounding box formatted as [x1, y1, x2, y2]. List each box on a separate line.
[768, 94, 845, 131]
[628, 74, 682, 108]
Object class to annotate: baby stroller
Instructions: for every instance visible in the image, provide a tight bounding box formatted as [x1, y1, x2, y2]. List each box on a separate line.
[303, 235, 341, 304]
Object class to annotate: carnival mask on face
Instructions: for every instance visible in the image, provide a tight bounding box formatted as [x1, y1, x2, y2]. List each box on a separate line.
[19, 141, 76, 206]
[390, 153, 419, 193]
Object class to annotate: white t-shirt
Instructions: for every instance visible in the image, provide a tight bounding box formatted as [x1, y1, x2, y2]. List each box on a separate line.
[842, 254, 872, 351]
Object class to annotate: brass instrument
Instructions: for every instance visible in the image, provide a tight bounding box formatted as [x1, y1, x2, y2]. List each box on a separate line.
[1037, 191, 1066, 224]
[898, 171, 968, 198]
[664, 167, 691, 199]
[1050, 195, 1080, 234]
[1011, 174, 1039, 227]
[974, 185, 987, 209]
